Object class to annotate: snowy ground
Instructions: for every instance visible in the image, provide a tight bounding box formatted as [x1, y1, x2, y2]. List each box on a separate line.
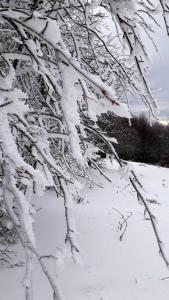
[1, 162, 169, 299]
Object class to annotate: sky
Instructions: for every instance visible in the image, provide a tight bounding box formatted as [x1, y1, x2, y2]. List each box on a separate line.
[99, 3, 169, 122]
[129, 9, 169, 122]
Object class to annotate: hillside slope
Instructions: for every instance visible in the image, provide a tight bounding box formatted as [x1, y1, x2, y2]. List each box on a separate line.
[1, 162, 169, 300]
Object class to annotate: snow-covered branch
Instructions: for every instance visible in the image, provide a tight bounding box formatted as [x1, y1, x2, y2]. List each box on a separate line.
[0, 0, 169, 298]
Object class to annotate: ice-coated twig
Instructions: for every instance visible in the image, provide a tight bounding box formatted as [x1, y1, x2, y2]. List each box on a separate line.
[85, 124, 169, 267]
[89, 158, 112, 182]
[39, 257, 63, 300]
[112, 207, 132, 241]
[23, 248, 34, 300]
[59, 177, 81, 264]
[130, 177, 169, 267]
[3, 160, 63, 300]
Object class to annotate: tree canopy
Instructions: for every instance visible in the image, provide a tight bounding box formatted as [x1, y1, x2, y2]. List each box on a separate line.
[0, 1, 169, 299]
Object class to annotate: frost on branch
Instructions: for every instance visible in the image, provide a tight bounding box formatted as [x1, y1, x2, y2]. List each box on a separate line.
[0, 0, 169, 299]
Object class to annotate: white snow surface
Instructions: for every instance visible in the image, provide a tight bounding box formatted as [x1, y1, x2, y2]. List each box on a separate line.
[1, 162, 169, 299]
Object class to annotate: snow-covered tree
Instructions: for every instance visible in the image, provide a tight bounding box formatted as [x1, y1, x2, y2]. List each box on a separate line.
[0, 0, 169, 299]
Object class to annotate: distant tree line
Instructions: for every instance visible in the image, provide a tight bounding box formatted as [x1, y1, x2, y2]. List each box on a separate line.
[97, 113, 169, 167]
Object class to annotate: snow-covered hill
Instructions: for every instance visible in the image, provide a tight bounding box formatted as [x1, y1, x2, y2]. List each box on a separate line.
[1, 162, 169, 300]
